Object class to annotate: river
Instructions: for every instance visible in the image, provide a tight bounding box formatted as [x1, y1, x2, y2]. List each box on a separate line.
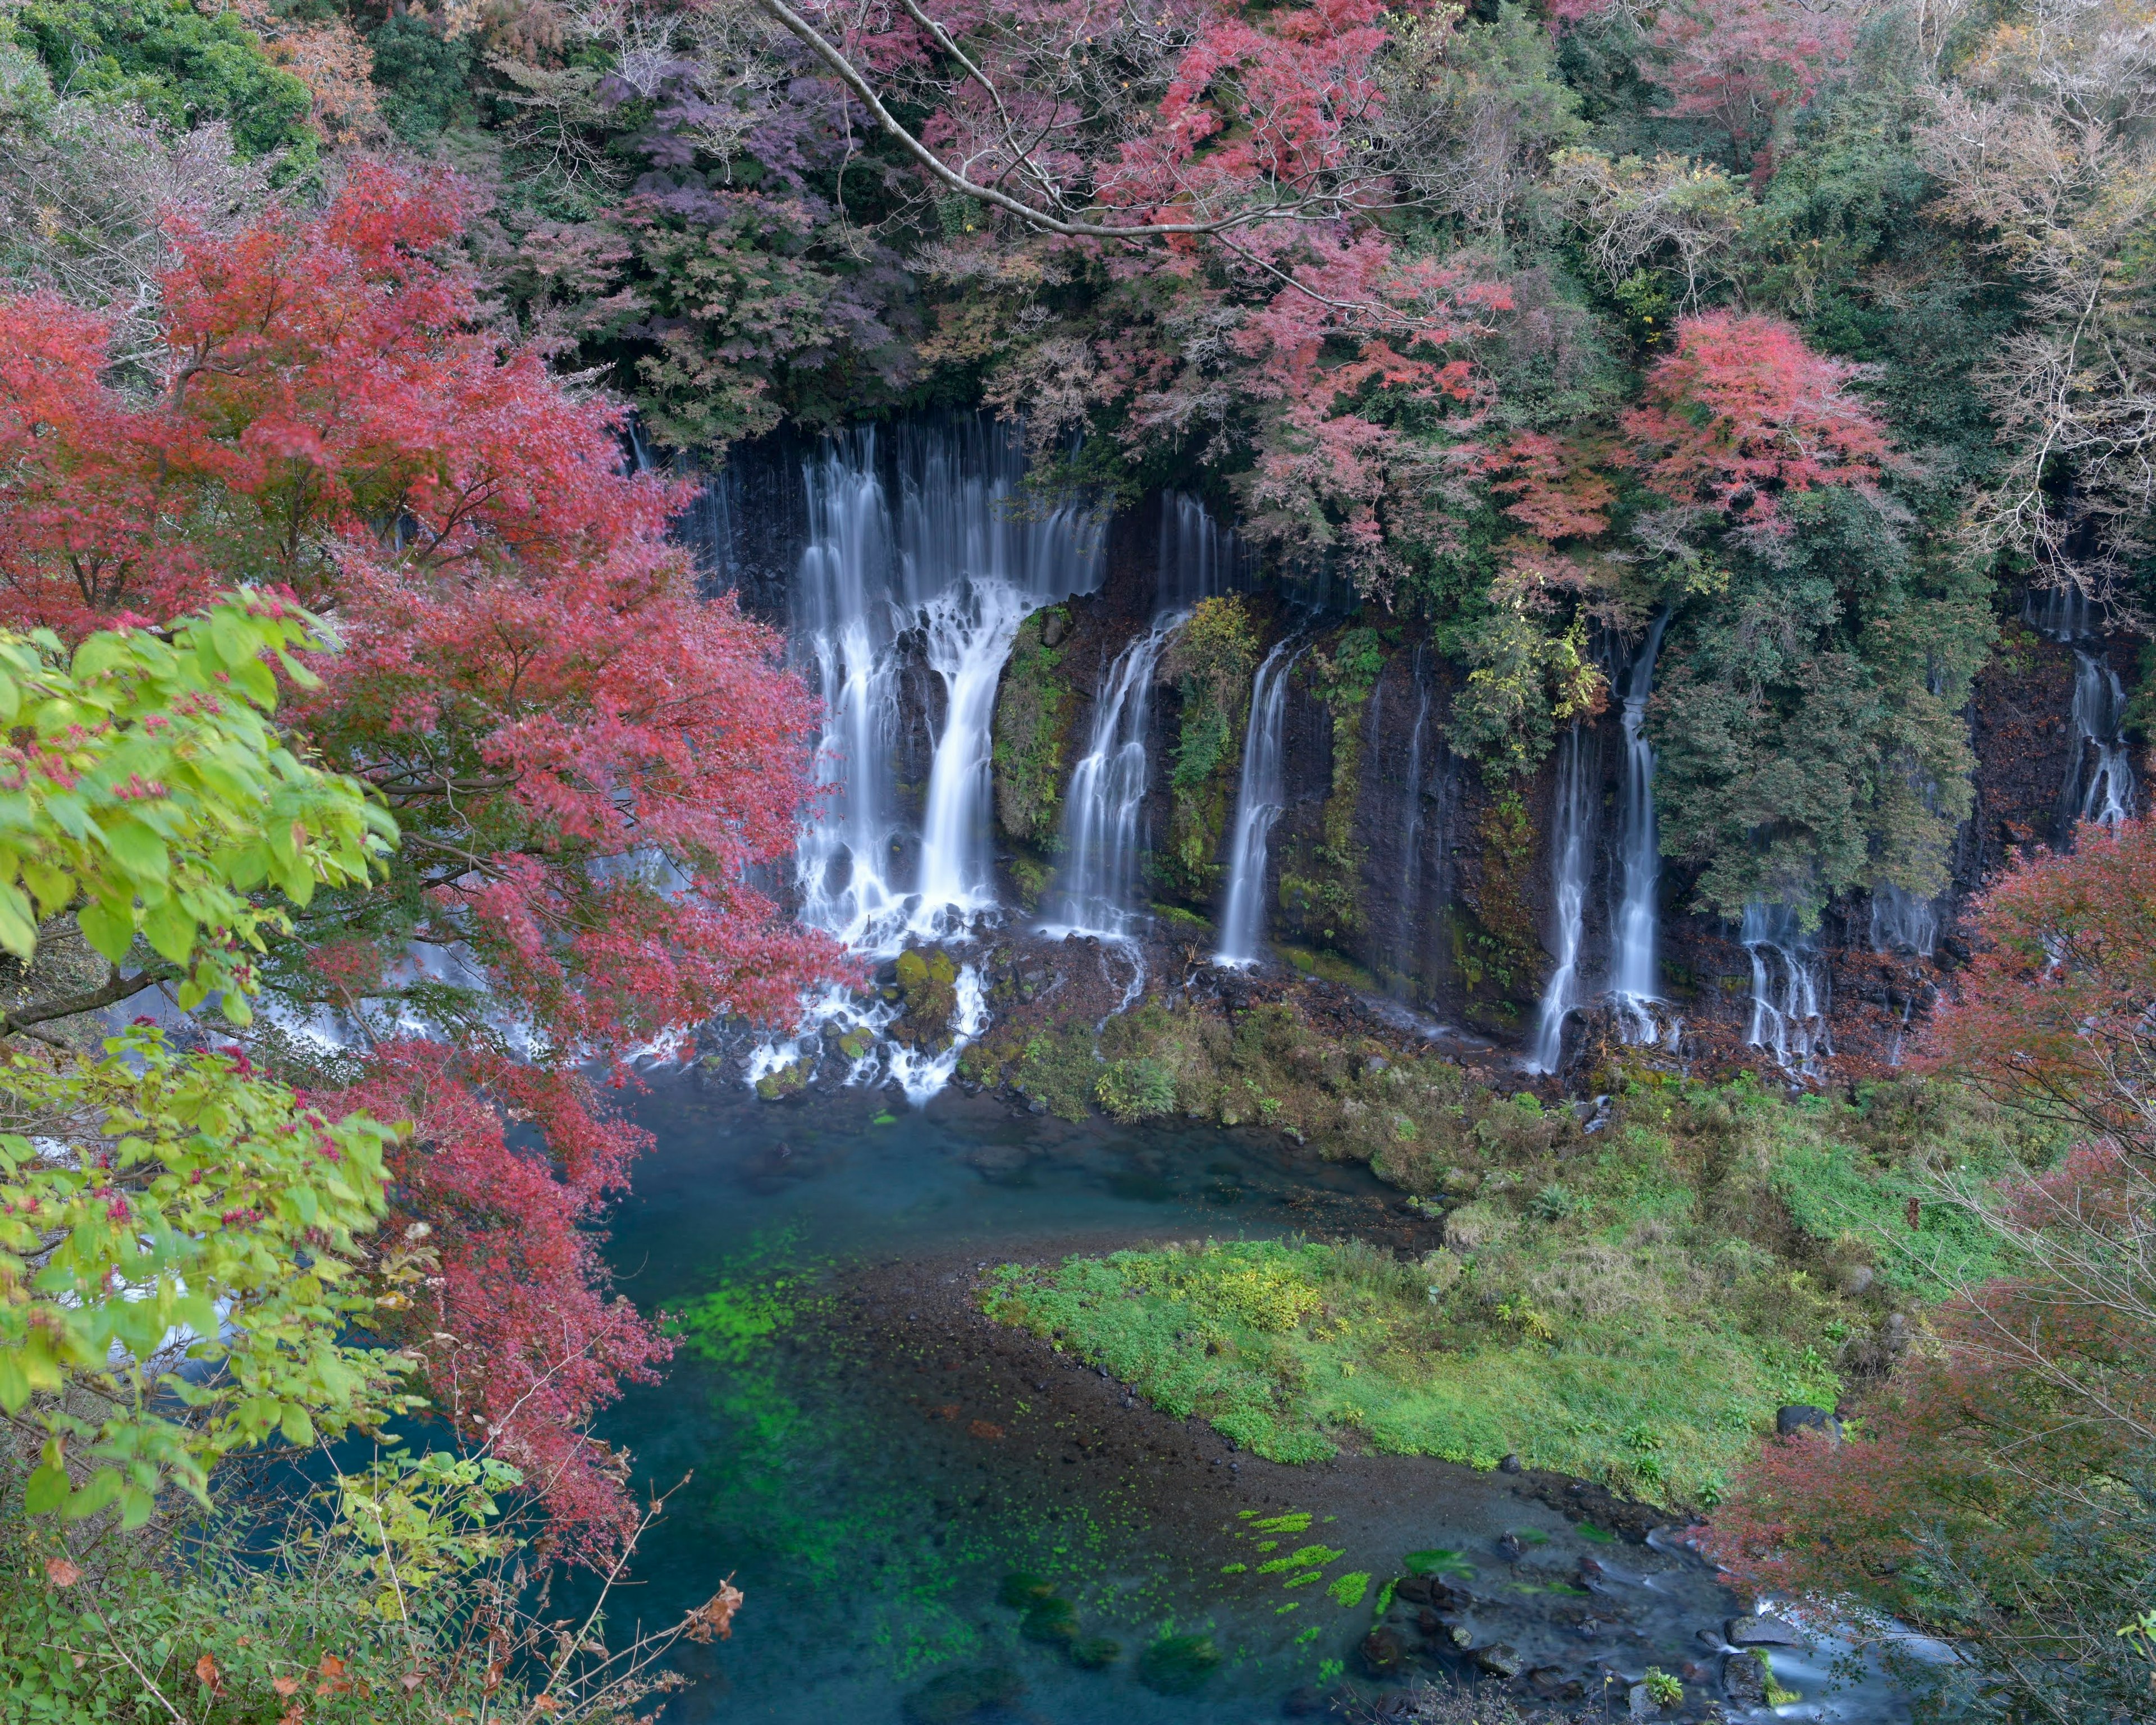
[592, 1071, 1908, 1724]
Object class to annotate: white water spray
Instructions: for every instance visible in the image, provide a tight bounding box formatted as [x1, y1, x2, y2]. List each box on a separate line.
[1045, 616, 1185, 941]
[1742, 902, 1830, 1076]
[1609, 613, 1669, 1042]
[1527, 722, 1598, 1073]
[1216, 640, 1303, 966]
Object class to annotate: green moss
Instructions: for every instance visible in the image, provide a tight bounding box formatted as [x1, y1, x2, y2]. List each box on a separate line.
[1161, 596, 1259, 903]
[1453, 791, 1542, 1030]
[1279, 626, 1383, 952]
[992, 608, 1072, 845]
[1136, 1632, 1221, 1695]
[981, 1076, 2017, 1502]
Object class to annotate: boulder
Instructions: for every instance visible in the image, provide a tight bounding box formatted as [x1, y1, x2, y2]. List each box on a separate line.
[1472, 1644, 1523, 1680]
[1726, 1614, 1807, 1649]
[1723, 1650, 1768, 1706]
[1775, 1404, 1840, 1441]
[1358, 1628, 1410, 1677]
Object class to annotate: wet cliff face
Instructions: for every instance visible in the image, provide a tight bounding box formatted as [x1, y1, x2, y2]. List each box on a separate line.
[713, 450, 2140, 1086]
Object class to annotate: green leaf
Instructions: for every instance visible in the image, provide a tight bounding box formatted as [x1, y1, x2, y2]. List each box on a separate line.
[24, 1463, 69, 1514]
[77, 900, 135, 964]
[0, 882, 36, 961]
[140, 902, 198, 966]
[101, 820, 170, 883]
[279, 1405, 315, 1446]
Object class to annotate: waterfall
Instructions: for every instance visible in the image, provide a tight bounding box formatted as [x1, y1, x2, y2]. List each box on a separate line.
[2026, 585, 2139, 841]
[791, 421, 1106, 955]
[1526, 722, 1598, 1074]
[2061, 649, 2137, 836]
[1157, 491, 1249, 610]
[1045, 617, 1183, 941]
[1396, 647, 1432, 979]
[1869, 882, 1940, 956]
[1215, 639, 1303, 966]
[1741, 902, 1830, 1075]
[1608, 611, 1669, 1041]
[794, 433, 905, 950]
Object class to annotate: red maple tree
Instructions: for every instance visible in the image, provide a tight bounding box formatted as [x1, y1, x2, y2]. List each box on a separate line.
[1706, 821, 2156, 1703]
[1646, 0, 1851, 171]
[0, 164, 842, 1556]
[1620, 310, 1897, 533]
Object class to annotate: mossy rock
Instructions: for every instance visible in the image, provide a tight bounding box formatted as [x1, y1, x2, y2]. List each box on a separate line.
[1020, 1596, 1078, 1644]
[896, 948, 930, 991]
[752, 1058, 809, 1101]
[901, 1665, 1024, 1725]
[1069, 1635, 1121, 1670]
[997, 1571, 1054, 1609]
[1137, 1633, 1221, 1695]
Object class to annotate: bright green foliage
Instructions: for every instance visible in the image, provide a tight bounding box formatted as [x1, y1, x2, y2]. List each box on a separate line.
[0, 596, 394, 1021]
[0, 1454, 522, 1722]
[0, 1023, 406, 1526]
[12, 0, 313, 162]
[981, 1077, 2022, 1501]
[0, 594, 404, 1526]
[1095, 1055, 1177, 1122]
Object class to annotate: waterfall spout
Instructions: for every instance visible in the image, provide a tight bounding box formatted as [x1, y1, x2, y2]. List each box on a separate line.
[1742, 902, 1830, 1076]
[1157, 491, 1249, 610]
[1608, 611, 1669, 1041]
[1216, 639, 1303, 966]
[1868, 882, 1941, 956]
[2061, 649, 2137, 837]
[791, 421, 1104, 955]
[1045, 616, 1184, 941]
[1527, 722, 1598, 1073]
[794, 431, 906, 950]
[2025, 585, 2139, 841]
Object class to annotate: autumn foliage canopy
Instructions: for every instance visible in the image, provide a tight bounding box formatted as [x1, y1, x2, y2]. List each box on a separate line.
[0, 165, 839, 1555]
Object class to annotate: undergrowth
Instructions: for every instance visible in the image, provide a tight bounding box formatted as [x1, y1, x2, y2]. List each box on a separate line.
[982, 1073, 2051, 1504]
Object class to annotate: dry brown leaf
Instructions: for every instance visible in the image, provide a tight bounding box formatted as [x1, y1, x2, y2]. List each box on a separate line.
[194, 1653, 222, 1691]
[683, 1577, 744, 1644]
[44, 1557, 81, 1588]
[272, 1676, 301, 1696]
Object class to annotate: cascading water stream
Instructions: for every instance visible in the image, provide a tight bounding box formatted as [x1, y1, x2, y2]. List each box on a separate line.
[2026, 586, 2139, 839]
[1741, 902, 1830, 1076]
[1395, 647, 1432, 977]
[1608, 611, 1670, 1042]
[1045, 618, 1184, 941]
[791, 422, 1106, 953]
[1526, 722, 1598, 1074]
[2061, 650, 2137, 834]
[753, 419, 1106, 1099]
[1216, 639, 1304, 967]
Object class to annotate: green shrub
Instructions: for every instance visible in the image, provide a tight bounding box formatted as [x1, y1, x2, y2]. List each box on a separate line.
[16, 0, 314, 161]
[1097, 1055, 1177, 1122]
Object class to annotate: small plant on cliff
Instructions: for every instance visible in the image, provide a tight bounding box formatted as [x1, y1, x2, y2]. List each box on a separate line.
[1164, 597, 1260, 895]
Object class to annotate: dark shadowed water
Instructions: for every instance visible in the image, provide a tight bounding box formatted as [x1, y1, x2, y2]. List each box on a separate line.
[592, 1071, 1908, 1724]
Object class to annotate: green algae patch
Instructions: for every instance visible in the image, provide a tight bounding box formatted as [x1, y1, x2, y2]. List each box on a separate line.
[1137, 1632, 1221, 1695]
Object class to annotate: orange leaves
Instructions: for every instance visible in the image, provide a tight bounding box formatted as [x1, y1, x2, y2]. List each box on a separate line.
[1477, 431, 1615, 543]
[194, 1653, 223, 1692]
[44, 1555, 80, 1587]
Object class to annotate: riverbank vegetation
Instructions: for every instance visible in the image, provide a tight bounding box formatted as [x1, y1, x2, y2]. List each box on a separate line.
[985, 1073, 2040, 1505]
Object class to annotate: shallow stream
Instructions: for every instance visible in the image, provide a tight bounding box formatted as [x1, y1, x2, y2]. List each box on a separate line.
[596, 1074, 1906, 1724]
